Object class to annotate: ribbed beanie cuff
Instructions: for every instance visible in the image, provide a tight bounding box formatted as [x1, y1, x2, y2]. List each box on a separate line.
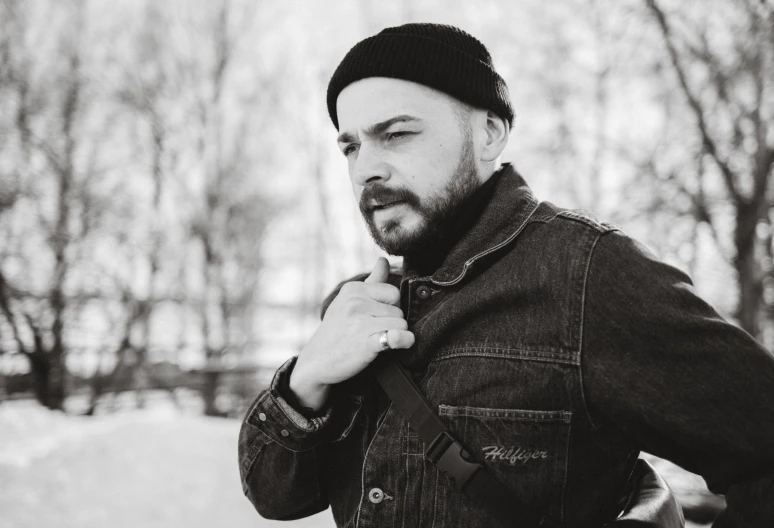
[327, 23, 514, 130]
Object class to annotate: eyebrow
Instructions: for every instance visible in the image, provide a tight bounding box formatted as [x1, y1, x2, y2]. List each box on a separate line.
[337, 115, 422, 144]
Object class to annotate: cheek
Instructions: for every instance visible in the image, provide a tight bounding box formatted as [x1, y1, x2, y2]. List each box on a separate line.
[404, 137, 461, 190]
[416, 131, 461, 164]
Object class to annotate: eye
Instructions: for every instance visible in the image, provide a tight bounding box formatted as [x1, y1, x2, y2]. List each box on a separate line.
[342, 144, 359, 157]
[386, 131, 410, 141]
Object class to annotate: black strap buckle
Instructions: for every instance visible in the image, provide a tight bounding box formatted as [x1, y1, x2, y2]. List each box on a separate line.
[425, 431, 482, 492]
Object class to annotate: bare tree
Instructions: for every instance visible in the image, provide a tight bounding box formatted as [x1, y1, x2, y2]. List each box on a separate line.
[644, 0, 774, 339]
[183, 0, 271, 415]
[0, 0, 91, 409]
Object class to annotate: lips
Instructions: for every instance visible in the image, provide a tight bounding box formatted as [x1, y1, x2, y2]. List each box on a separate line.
[372, 200, 404, 211]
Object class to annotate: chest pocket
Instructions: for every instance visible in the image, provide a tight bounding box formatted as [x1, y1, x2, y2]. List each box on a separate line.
[433, 405, 571, 526]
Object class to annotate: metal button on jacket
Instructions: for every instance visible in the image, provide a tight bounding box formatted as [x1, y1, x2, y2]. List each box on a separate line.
[258, 412, 267, 421]
[368, 488, 384, 504]
[280, 429, 289, 437]
[416, 285, 431, 300]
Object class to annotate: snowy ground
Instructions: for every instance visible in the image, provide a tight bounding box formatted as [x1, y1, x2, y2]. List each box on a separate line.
[0, 397, 336, 528]
[0, 396, 721, 527]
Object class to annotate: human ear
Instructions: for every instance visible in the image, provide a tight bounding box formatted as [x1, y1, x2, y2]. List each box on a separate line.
[480, 111, 509, 162]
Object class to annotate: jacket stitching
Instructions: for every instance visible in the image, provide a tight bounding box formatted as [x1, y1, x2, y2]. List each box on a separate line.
[438, 405, 571, 421]
[241, 440, 268, 495]
[253, 426, 298, 452]
[245, 391, 271, 426]
[431, 462, 439, 528]
[559, 418, 572, 522]
[329, 399, 364, 443]
[418, 456, 425, 527]
[402, 455, 410, 528]
[410, 281, 482, 331]
[431, 198, 541, 286]
[269, 358, 327, 434]
[431, 348, 579, 366]
[311, 448, 325, 517]
[272, 391, 325, 433]
[241, 428, 271, 478]
[247, 392, 297, 443]
[355, 401, 393, 528]
[555, 210, 615, 233]
[435, 343, 575, 354]
[577, 230, 620, 431]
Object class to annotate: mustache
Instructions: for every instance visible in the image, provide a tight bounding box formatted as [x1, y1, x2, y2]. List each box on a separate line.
[359, 184, 422, 214]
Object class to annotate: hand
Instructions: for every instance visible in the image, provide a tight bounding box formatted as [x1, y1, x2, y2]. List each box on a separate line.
[289, 257, 414, 410]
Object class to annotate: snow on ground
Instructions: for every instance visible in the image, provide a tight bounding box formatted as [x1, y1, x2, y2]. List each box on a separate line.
[0, 397, 722, 528]
[0, 398, 336, 528]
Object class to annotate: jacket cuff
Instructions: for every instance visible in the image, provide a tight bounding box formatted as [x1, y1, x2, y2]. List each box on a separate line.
[273, 356, 333, 430]
[243, 356, 362, 452]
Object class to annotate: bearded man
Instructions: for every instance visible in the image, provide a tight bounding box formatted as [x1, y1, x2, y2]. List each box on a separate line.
[238, 23, 774, 527]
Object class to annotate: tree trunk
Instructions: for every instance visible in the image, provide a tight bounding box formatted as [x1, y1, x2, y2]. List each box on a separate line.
[734, 203, 762, 339]
[28, 351, 65, 410]
[48, 353, 66, 411]
[202, 369, 225, 417]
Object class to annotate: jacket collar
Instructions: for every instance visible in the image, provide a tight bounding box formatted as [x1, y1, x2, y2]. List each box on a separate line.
[402, 163, 540, 285]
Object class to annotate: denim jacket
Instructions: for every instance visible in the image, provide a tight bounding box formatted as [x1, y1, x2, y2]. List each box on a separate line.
[238, 164, 774, 527]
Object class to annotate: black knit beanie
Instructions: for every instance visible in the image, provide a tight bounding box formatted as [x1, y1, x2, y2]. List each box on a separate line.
[327, 23, 514, 130]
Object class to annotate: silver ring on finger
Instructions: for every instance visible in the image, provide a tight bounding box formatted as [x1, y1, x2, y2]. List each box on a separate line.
[378, 330, 391, 351]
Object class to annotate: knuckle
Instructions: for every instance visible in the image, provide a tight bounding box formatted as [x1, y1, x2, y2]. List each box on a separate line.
[345, 297, 363, 312]
[340, 281, 356, 294]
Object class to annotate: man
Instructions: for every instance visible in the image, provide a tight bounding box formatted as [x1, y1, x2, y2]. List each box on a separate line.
[238, 23, 774, 527]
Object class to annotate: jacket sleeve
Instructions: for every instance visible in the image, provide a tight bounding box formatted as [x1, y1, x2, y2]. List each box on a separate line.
[239, 269, 401, 519]
[581, 228, 774, 527]
[238, 355, 362, 520]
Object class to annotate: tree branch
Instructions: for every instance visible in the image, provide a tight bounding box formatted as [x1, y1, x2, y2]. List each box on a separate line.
[22, 311, 45, 355]
[646, 0, 743, 204]
[0, 270, 30, 356]
[662, 167, 731, 262]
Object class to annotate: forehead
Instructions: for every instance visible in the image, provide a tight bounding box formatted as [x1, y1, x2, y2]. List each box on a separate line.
[336, 78, 456, 133]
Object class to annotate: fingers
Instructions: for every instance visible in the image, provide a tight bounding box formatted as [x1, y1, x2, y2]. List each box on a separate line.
[364, 316, 408, 332]
[364, 257, 389, 284]
[341, 281, 400, 306]
[368, 328, 415, 352]
[362, 300, 403, 319]
[363, 283, 400, 305]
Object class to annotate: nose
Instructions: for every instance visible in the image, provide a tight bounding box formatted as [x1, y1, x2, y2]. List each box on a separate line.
[351, 141, 390, 187]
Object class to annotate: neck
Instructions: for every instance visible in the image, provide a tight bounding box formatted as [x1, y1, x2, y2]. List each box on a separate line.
[404, 164, 504, 277]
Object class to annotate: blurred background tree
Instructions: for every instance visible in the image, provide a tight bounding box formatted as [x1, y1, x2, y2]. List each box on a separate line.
[0, 1, 771, 524]
[0, 0, 771, 418]
[644, 0, 773, 341]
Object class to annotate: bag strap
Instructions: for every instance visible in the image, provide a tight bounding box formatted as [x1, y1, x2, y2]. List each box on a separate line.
[370, 357, 685, 528]
[371, 357, 549, 527]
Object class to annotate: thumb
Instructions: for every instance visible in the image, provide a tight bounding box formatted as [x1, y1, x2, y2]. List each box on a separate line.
[364, 256, 389, 283]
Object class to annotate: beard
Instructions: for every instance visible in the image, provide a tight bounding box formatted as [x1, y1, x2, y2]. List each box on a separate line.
[358, 134, 480, 258]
